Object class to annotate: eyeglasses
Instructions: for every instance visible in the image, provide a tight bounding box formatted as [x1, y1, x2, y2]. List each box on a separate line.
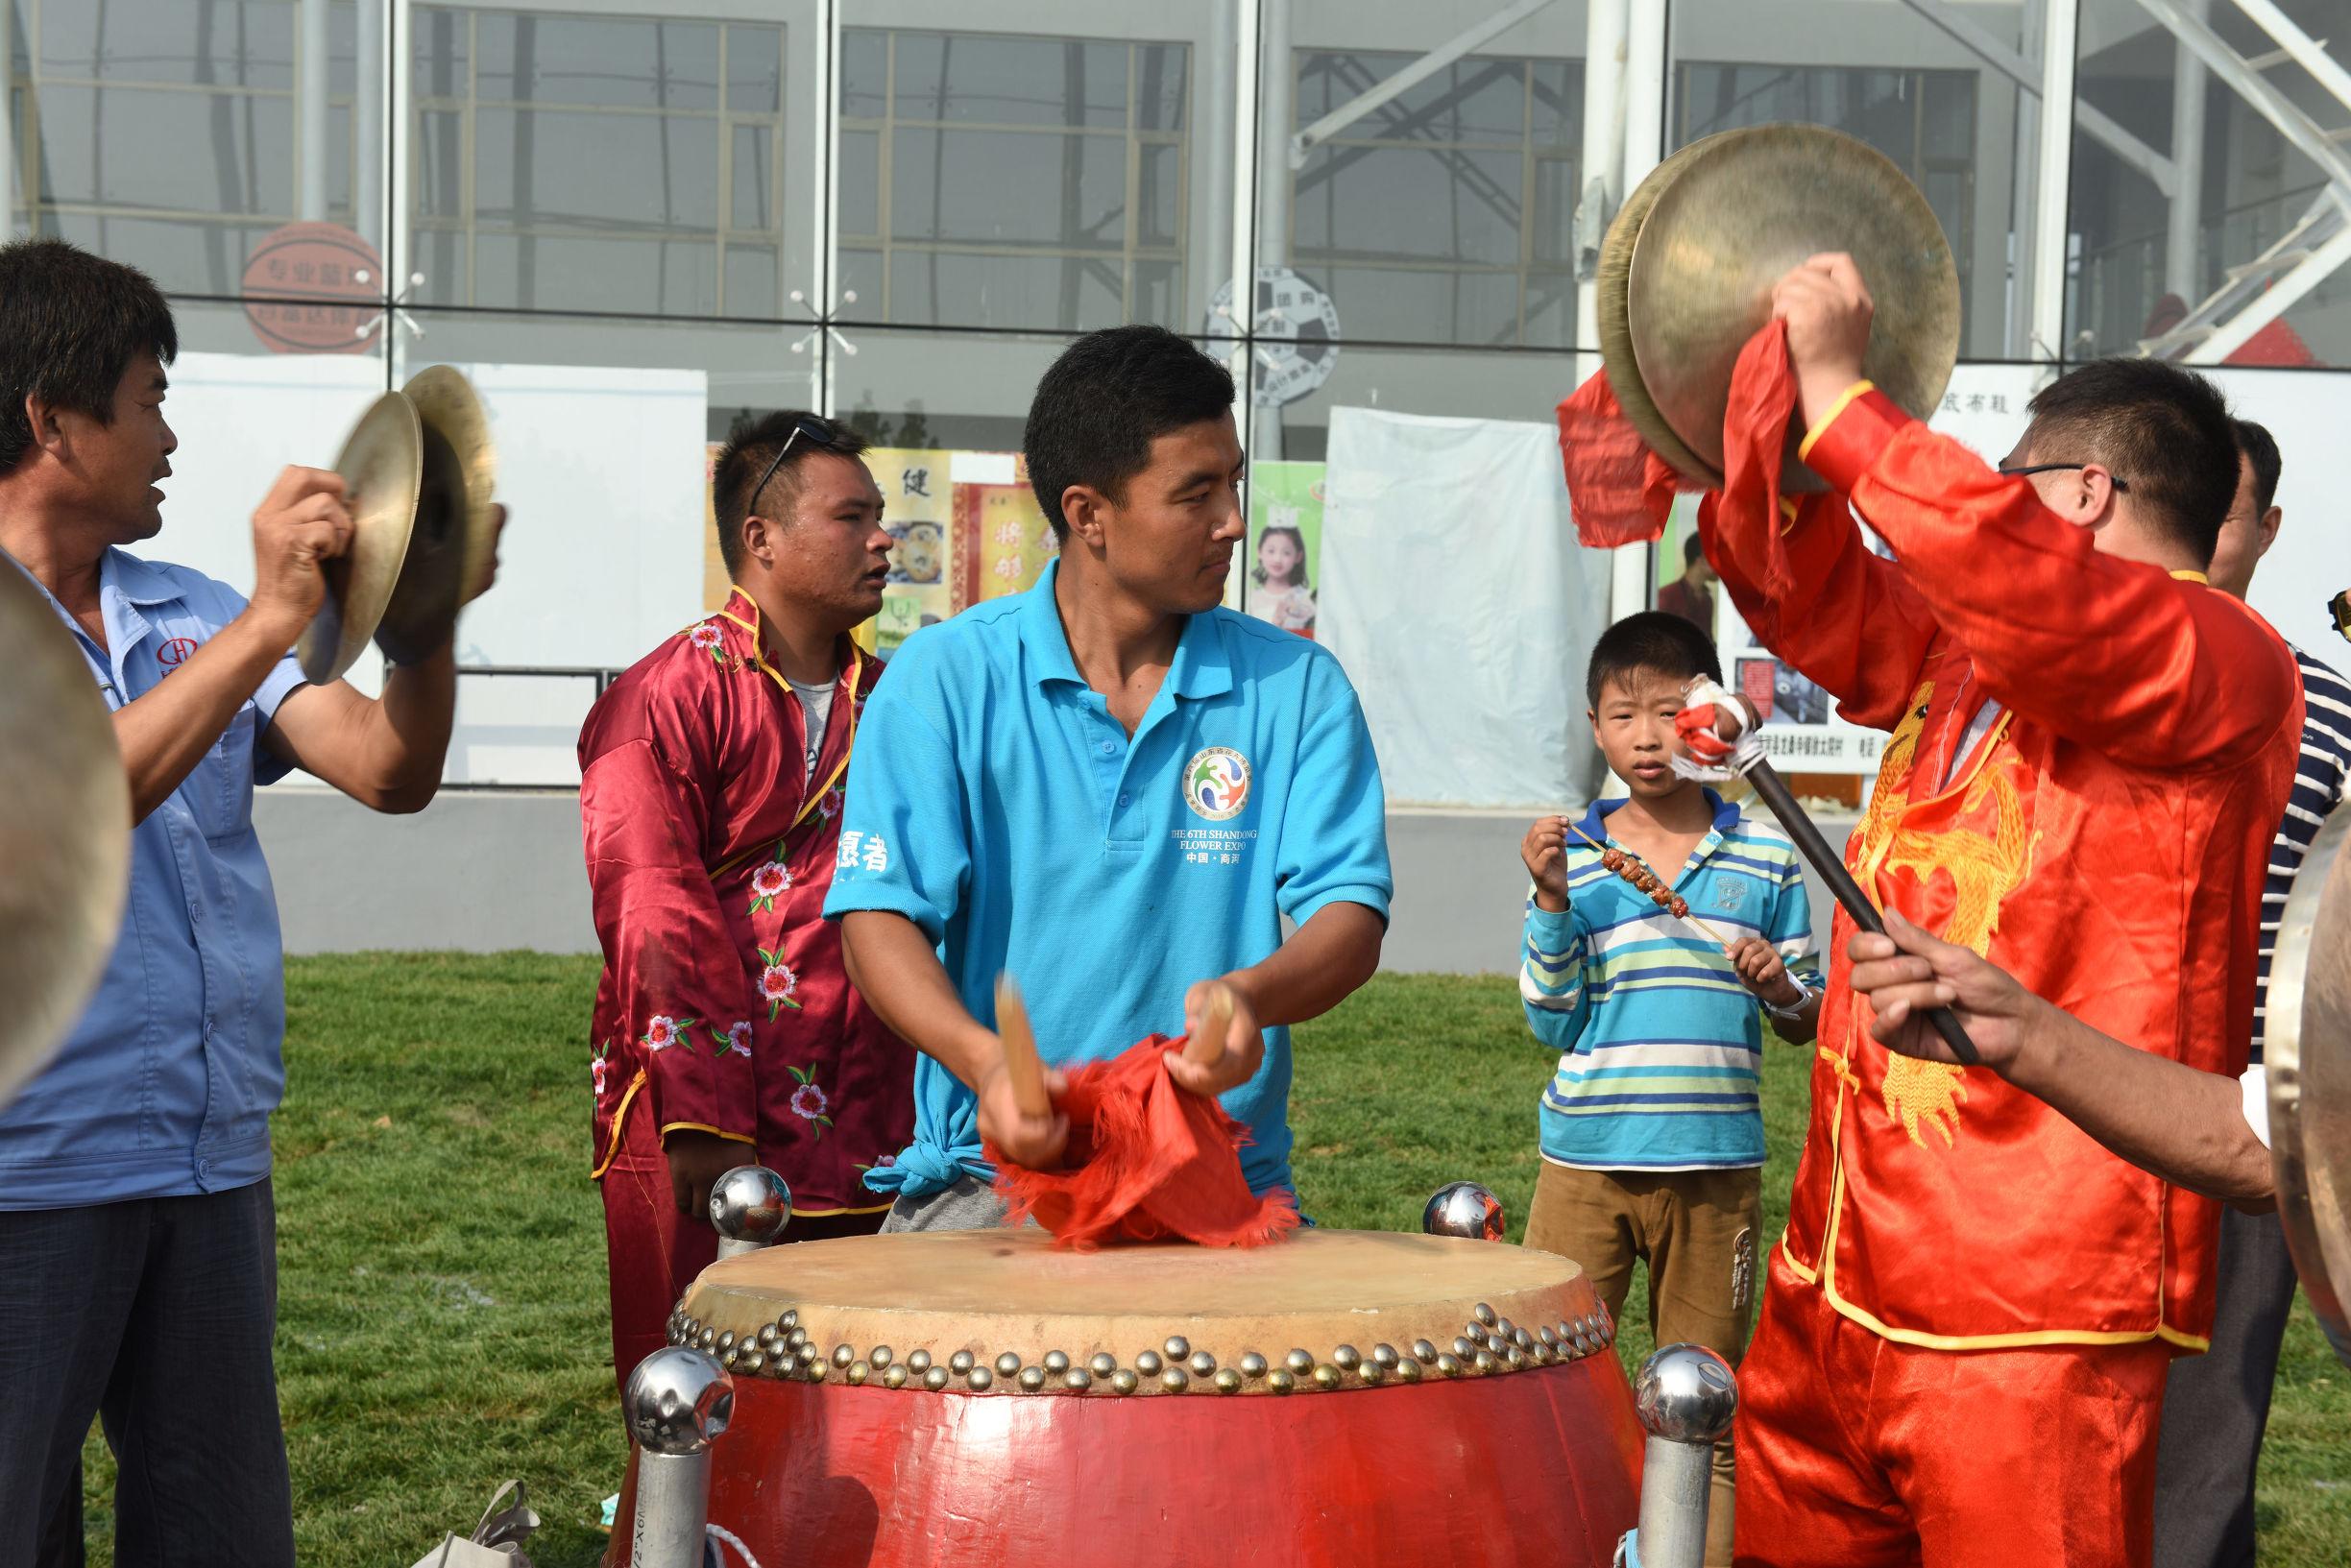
[746, 416, 844, 517]
[1999, 462, 2130, 494]
[2330, 589, 2350, 646]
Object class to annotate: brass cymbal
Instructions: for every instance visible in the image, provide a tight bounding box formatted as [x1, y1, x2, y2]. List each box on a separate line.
[0, 563, 131, 1110]
[2266, 812, 2351, 1366]
[400, 366, 498, 607]
[298, 391, 423, 685]
[1595, 136, 1721, 488]
[1625, 123, 1960, 484]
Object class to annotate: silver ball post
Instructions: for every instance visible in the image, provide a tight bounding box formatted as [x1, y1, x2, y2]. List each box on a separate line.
[622, 1346, 735, 1568]
[708, 1165, 793, 1259]
[1420, 1180, 1507, 1242]
[1630, 1344, 1738, 1568]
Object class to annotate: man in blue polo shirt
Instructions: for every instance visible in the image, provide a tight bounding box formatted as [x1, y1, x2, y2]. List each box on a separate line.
[825, 325, 1391, 1227]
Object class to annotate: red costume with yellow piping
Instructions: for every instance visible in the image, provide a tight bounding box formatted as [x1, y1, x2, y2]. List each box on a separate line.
[1682, 362, 2300, 1565]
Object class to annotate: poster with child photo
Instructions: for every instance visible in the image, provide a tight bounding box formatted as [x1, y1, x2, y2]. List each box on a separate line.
[1248, 461, 1323, 639]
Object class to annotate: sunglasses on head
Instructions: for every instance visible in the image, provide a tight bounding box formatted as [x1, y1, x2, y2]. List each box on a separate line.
[1999, 462, 2131, 494]
[747, 416, 846, 516]
[2331, 589, 2350, 646]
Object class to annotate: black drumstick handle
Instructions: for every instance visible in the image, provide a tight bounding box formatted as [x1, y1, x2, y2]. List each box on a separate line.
[1741, 758, 1981, 1067]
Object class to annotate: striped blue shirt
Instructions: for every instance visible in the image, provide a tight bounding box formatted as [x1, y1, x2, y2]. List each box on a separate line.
[2253, 645, 2350, 1062]
[1520, 790, 1818, 1170]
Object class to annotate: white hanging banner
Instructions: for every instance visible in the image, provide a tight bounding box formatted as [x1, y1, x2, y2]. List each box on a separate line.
[1319, 407, 1612, 809]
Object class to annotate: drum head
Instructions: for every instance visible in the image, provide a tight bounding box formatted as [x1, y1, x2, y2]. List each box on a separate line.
[0, 566, 131, 1109]
[2268, 812, 2351, 1365]
[681, 1227, 1614, 1395]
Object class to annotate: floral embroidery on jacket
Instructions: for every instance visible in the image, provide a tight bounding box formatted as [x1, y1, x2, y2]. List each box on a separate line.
[592, 1042, 613, 1098]
[685, 619, 738, 672]
[715, 1020, 754, 1060]
[640, 1014, 694, 1052]
[757, 949, 801, 1019]
[747, 857, 794, 914]
[788, 1064, 835, 1138]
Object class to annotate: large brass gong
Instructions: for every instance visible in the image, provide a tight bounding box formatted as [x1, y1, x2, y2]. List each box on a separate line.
[1600, 123, 1961, 488]
[2268, 812, 2351, 1365]
[0, 565, 132, 1109]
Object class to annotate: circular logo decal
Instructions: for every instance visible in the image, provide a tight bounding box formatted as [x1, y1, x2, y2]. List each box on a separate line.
[158, 636, 199, 669]
[1184, 747, 1251, 822]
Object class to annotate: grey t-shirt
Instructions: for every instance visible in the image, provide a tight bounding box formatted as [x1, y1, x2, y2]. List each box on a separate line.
[787, 675, 835, 785]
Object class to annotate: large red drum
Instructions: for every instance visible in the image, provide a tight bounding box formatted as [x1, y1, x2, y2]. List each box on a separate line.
[608, 1228, 1643, 1567]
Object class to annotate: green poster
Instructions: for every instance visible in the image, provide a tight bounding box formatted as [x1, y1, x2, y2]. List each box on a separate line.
[1246, 461, 1323, 639]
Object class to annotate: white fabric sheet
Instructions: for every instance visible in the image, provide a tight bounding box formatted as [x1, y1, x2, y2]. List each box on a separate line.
[1317, 406, 1611, 809]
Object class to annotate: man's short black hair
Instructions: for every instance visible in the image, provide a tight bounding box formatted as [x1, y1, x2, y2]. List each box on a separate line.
[2233, 417, 2282, 515]
[1683, 530, 1707, 567]
[710, 410, 866, 577]
[1587, 610, 1723, 709]
[2024, 357, 2237, 565]
[1023, 325, 1235, 541]
[0, 237, 179, 477]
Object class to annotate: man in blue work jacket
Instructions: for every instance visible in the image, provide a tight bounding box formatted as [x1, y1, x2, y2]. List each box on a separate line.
[0, 238, 495, 1566]
[825, 325, 1392, 1229]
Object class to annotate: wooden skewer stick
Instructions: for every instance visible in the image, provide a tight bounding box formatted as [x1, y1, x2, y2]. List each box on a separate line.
[1184, 981, 1234, 1069]
[993, 973, 1053, 1119]
[1560, 816, 1738, 952]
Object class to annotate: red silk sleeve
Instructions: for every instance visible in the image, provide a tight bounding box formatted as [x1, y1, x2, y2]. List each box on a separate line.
[1807, 391, 2301, 771]
[581, 700, 757, 1146]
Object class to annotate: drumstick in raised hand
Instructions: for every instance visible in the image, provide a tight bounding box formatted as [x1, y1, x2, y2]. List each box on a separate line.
[1184, 981, 1234, 1071]
[994, 974, 1053, 1121]
[1560, 817, 1737, 951]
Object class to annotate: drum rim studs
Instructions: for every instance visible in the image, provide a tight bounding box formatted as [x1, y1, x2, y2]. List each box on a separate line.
[1018, 1365, 1047, 1392]
[1063, 1368, 1092, 1392]
[1474, 1302, 1497, 1327]
[1371, 1343, 1399, 1370]
[870, 1345, 893, 1369]
[883, 1364, 909, 1389]
[1161, 1366, 1189, 1393]
[1238, 1352, 1269, 1379]
[1188, 1350, 1216, 1378]
[995, 1351, 1022, 1378]
[1135, 1350, 1164, 1376]
[1311, 1363, 1343, 1390]
[949, 1350, 976, 1375]
[1111, 1369, 1140, 1395]
[1089, 1352, 1118, 1378]
[967, 1367, 993, 1391]
[846, 1361, 869, 1386]
[1214, 1367, 1243, 1394]
[924, 1366, 951, 1391]
[1396, 1357, 1424, 1383]
[1330, 1344, 1361, 1371]
[1043, 1350, 1071, 1374]
[1284, 1348, 1314, 1375]
[1267, 1368, 1296, 1394]
[908, 1348, 933, 1373]
[1164, 1335, 1191, 1360]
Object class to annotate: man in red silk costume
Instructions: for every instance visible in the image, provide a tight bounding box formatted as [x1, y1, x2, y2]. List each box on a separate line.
[579, 411, 913, 1395]
[1707, 258, 2302, 1568]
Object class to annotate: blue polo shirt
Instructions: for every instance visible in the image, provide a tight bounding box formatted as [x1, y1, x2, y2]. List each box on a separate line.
[0, 549, 304, 1210]
[823, 560, 1392, 1200]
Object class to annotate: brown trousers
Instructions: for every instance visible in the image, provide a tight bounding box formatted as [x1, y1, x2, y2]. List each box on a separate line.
[1524, 1162, 1763, 1568]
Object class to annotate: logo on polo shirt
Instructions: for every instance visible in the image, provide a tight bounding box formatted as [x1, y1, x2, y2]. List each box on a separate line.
[1184, 746, 1251, 821]
[158, 636, 199, 670]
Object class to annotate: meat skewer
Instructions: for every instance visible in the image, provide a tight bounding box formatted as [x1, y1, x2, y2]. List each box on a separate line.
[1559, 818, 1736, 951]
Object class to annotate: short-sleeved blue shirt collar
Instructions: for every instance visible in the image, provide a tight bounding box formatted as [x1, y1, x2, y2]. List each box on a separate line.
[1016, 560, 1236, 704]
[1575, 787, 1740, 878]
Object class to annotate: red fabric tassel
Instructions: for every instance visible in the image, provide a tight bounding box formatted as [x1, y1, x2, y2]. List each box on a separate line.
[1556, 364, 1684, 549]
[987, 1035, 1301, 1252]
[1706, 320, 1806, 604]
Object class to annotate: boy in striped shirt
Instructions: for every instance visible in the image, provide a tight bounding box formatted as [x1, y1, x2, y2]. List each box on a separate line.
[1517, 612, 1819, 1568]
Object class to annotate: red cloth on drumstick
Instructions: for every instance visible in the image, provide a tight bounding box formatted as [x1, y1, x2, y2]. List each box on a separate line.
[987, 1035, 1300, 1251]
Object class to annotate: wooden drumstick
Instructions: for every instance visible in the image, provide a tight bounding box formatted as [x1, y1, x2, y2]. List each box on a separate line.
[993, 974, 1053, 1120]
[1185, 982, 1234, 1070]
[1560, 817, 1737, 951]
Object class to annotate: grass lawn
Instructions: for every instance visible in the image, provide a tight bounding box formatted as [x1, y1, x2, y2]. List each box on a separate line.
[75, 958, 2351, 1566]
